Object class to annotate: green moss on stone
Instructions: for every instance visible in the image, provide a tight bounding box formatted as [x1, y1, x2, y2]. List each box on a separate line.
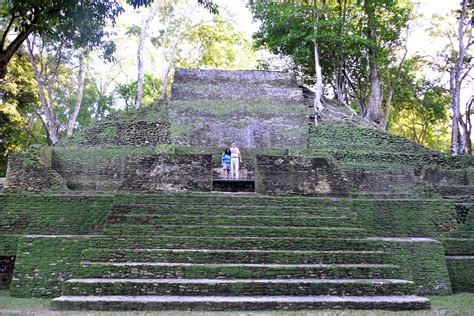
[10, 236, 97, 298]
[382, 239, 452, 295]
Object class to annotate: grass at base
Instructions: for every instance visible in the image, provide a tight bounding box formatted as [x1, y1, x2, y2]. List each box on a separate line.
[0, 290, 473, 315]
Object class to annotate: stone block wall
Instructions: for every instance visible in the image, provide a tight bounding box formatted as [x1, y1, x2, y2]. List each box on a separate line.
[169, 68, 309, 148]
[4, 147, 67, 193]
[121, 154, 213, 192]
[10, 236, 94, 297]
[52, 147, 213, 192]
[0, 194, 114, 235]
[255, 155, 349, 196]
[308, 124, 431, 154]
[343, 168, 415, 192]
[381, 239, 452, 295]
[60, 105, 171, 147]
[353, 199, 458, 238]
[171, 68, 303, 102]
[255, 155, 417, 196]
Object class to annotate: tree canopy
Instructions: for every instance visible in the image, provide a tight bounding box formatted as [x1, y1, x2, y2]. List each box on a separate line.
[0, 0, 217, 79]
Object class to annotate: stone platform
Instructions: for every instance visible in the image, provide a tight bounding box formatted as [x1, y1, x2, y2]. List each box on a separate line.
[49, 194, 430, 311]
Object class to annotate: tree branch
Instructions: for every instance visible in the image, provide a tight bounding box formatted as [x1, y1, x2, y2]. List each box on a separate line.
[1, 9, 18, 51]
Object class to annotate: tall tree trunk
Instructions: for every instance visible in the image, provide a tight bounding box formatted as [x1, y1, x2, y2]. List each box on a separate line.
[134, 4, 158, 110]
[334, 0, 348, 105]
[334, 63, 346, 104]
[161, 28, 184, 99]
[24, 37, 59, 144]
[459, 96, 473, 155]
[451, 78, 462, 155]
[450, 0, 471, 156]
[466, 98, 472, 155]
[363, 0, 382, 124]
[381, 49, 408, 130]
[313, 0, 324, 123]
[67, 54, 86, 137]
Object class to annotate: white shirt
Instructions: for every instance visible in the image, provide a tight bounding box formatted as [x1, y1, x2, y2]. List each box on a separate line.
[230, 147, 240, 158]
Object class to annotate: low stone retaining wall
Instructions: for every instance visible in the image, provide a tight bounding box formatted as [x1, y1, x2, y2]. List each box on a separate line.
[255, 155, 416, 196]
[51, 148, 213, 192]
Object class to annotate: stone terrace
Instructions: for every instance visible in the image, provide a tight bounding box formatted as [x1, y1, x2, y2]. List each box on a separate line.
[50, 194, 429, 311]
[1, 68, 474, 312]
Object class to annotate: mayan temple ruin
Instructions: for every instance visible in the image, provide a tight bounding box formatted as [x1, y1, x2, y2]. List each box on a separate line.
[1, 68, 473, 311]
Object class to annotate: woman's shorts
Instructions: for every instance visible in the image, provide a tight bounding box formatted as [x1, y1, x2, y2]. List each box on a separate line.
[222, 163, 230, 170]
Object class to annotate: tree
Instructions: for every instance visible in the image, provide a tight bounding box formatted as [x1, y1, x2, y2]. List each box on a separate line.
[178, 18, 257, 70]
[153, 1, 198, 99]
[133, 3, 159, 110]
[0, 0, 124, 80]
[251, 0, 411, 125]
[312, 0, 324, 119]
[86, 51, 124, 119]
[66, 52, 86, 137]
[24, 35, 92, 144]
[363, 0, 382, 124]
[128, 0, 217, 13]
[460, 96, 473, 155]
[389, 75, 450, 151]
[448, 0, 472, 155]
[428, 0, 473, 155]
[0, 50, 45, 175]
[0, 0, 217, 80]
[116, 74, 162, 110]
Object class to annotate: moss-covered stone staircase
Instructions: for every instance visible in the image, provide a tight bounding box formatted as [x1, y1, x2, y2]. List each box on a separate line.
[51, 194, 430, 311]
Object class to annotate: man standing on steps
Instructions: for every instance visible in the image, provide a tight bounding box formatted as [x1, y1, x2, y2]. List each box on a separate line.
[230, 142, 242, 179]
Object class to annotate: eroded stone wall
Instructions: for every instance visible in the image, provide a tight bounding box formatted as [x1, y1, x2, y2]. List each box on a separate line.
[121, 154, 213, 192]
[255, 155, 349, 196]
[4, 147, 67, 193]
[171, 68, 303, 103]
[169, 68, 309, 148]
[255, 155, 417, 196]
[60, 105, 171, 147]
[52, 147, 212, 192]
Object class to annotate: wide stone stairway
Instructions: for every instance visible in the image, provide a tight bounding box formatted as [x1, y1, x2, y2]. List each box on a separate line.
[51, 194, 429, 311]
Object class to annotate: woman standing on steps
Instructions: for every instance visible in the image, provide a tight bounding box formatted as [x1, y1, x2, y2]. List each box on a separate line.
[221, 148, 231, 178]
[230, 142, 242, 179]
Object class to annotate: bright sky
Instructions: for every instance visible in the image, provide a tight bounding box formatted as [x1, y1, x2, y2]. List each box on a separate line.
[95, 0, 472, 107]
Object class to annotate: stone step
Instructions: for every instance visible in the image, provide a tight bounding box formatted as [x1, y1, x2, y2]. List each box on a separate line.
[51, 294, 430, 311]
[74, 262, 401, 279]
[171, 82, 303, 103]
[80, 249, 389, 264]
[103, 225, 367, 238]
[110, 204, 354, 217]
[172, 68, 298, 87]
[61, 278, 416, 297]
[121, 195, 352, 207]
[105, 214, 358, 227]
[350, 192, 415, 199]
[436, 185, 474, 196]
[91, 236, 384, 251]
